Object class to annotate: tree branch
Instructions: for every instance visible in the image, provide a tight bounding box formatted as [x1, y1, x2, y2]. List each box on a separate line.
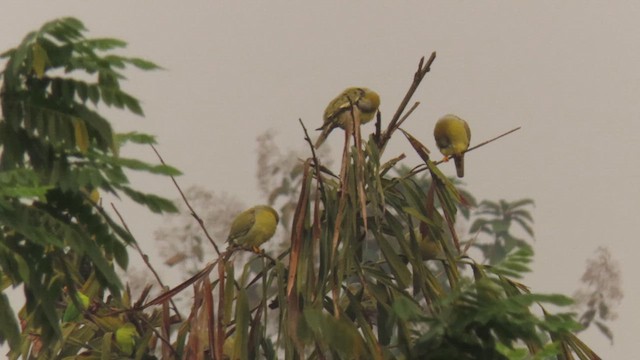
[378, 52, 437, 149]
[110, 203, 183, 320]
[150, 144, 221, 256]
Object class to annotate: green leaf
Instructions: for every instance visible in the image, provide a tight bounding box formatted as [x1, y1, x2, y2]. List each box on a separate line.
[114, 157, 182, 176]
[62, 291, 89, 322]
[233, 288, 250, 360]
[0, 293, 20, 349]
[77, 244, 121, 292]
[303, 308, 365, 358]
[87, 84, 100, 105]
[112, 241, 129, 269]
[127, 57, 161, 70]
[392, 296, 423, 322]
[374, 233, 411, 289]
[120, 186, 178, 213]
[7, 31, 37, 79]
[120, 92, 144, 115]
[0, 203, 64, 248]
[78, 38, 127, 51]
[402, 206, 435, 227]
[115, 132, 157, 145]
[0, 169, 51, 198]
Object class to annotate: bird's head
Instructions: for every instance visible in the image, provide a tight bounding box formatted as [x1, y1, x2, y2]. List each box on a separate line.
[258, 205, 280, 225]
[357, 88, 380, 113]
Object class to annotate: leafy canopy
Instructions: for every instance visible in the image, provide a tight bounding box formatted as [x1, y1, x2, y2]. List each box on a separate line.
[0, 17, 178, 353]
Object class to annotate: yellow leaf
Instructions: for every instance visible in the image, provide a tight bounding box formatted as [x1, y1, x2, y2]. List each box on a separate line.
[223, 335, 239, 360]
[89, 188, 100, 204]
[31, 43, 49, 78]
[72, 118, 90, 153]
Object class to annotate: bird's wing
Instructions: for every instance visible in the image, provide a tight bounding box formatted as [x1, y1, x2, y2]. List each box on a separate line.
[227, 208, 256, 242]
[324, 99, 353, 123]
[324, 88, 366, 123]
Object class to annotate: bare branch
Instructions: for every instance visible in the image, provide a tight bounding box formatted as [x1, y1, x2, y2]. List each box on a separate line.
[378, 52, 437, 149]
[150, 144, 221, 256]
[406, 126, 522, 177]
[299, 118, 326, 196]
[110, 203, 183, 320]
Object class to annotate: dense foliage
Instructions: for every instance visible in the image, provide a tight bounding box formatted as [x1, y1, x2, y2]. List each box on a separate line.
[0, 17, 178, 357]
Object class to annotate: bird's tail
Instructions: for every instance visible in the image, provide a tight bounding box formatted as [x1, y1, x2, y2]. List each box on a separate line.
[314, 126, 331, 148]
[454, 155, 465, 178]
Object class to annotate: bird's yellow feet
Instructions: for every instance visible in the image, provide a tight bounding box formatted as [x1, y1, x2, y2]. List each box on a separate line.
[251, 246, 263, 254]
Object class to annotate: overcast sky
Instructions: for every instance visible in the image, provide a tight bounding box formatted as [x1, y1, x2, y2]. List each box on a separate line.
[2, 2, 638, 358]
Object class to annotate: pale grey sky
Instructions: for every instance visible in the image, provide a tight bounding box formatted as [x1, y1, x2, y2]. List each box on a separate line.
[2, 2, 638, 358]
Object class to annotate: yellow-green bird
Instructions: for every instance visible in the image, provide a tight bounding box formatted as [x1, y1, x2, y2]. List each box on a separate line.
[227, 205, 279, 251]
[406, 230, 442, 261]
[433, 114, 471, 178]
[315, 87, 380, 147]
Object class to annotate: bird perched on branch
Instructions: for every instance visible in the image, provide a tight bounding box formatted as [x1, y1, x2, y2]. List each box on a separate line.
[315, 87, 380, 147]
[227, 205, 279, 252]
[433, 114, 471, 178]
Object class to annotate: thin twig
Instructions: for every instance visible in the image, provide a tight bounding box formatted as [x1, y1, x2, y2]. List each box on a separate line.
[433, 126, 522, 165]
[246, 247, 289, 288]
[138, 312, 179, 358]
[110, 203, 182, 320]
[150, 144, 220, 255]
[406, 126, 523, 177]
[378, 52, 437, 149]
[138, 259, 218, 310]
[374, 110, 382, 144]
[393, 101, 421, 132]
[331, 128, 351, 261]
[330, 127, 352, 320]
[299, 119, 326, 196]
[464, 126, 521, 154]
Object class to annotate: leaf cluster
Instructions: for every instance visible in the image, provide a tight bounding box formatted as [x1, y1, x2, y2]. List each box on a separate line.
[108, 54, 600, 359]
[269, 129, 597, 359]
[0, 17, 178, 356]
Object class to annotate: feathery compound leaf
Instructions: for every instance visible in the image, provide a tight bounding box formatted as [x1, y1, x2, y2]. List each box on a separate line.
[119, 186, 178, 213]
[0, 169, 51, 198]
[116, 131, 157, 145]
[114, 157, 182, 176]
[0, 18, 182, 354]
[78, 38, 127, 51]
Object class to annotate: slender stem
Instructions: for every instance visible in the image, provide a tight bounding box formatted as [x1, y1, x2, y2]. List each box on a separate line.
[378, 52, 437, 149]
[110, 203, 183, 320]
[150, 144, 221, 255]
